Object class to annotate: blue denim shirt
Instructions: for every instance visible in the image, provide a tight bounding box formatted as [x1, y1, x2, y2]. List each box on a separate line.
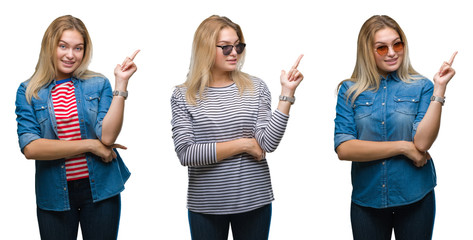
[15, 76, 130, 211]
[334, 72, 436, 208]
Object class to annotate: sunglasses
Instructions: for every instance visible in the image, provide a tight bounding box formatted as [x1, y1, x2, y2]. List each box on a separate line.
[375, 42, 404, 56]
[216, 43, 246, 56]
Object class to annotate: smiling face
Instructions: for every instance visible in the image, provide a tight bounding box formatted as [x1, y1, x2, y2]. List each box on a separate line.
[213, 27, 241, 75]
[56, 29, 84, 80]
[373, 27, 404, 77]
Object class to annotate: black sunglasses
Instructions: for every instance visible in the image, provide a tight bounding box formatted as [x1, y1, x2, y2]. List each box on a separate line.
[216, 43, 246, 56]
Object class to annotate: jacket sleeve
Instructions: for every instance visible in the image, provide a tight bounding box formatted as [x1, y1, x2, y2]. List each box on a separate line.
[334, 81, 357, 152]
[412, 79, 434, 139]
[94, 77, 113, 140]
[170, 88, 217, 166]
[15, 83, 41, 153]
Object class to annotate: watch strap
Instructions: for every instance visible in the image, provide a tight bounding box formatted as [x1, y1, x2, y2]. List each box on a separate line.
[113, 90, 128, 100]
[430, 95, 445, 106]
[279, 95, 295, 105]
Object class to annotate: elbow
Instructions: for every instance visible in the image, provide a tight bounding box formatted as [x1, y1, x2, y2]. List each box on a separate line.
[335, 145, 349, 161]
[414, 142, 431, 153]
[23, 146, 36, 160]
[100, 136, 116, 147]
[179, 159, 190, 166]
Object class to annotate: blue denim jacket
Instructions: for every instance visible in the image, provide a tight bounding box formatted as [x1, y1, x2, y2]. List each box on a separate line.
[15, 76, 130, 211]
[334, 72, 436, 208]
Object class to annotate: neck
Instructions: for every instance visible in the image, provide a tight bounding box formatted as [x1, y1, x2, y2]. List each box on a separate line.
[210, 71, 233, 87]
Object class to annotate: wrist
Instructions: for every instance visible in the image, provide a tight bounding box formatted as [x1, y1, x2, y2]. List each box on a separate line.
[280, 88, 295, 97]
[433, 85, 446, 98]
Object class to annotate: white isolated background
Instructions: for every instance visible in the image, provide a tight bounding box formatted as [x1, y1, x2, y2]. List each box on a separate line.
[0, 0, 471, 239]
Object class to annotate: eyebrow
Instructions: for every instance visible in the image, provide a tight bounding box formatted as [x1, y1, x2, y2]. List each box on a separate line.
[217, 39, 240, 45]
[58, 40, 85, 46]
[374, 37, 401, 45]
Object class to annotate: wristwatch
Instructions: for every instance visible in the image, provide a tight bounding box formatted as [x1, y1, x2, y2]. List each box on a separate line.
[430, 95, 445, 106]
[279, 95, 295, 105]
[113, 90, 128, 100]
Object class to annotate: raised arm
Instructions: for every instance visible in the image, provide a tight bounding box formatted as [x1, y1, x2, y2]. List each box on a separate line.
[101, 50, 140, 146]
[414, 51, 457, 152]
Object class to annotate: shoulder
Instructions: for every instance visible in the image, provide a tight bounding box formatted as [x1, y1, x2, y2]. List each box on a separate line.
[338, 79, 355, 94]
[78, 75, 109, 85]
[405, 76, 433, 90]
[171, 86, 188, 103]
[249, 75, 268, 92]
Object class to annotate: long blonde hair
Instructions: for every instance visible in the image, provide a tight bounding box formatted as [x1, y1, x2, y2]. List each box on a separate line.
[340, 15, 420, 103]
[182, 15, 252, 105]
[26, 15, 101, 103]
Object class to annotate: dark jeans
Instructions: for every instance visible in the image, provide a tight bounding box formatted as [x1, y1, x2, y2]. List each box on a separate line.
[351, 191, 435, 240]
[37, 178, 121, 240]
[188, 204, 272, 240]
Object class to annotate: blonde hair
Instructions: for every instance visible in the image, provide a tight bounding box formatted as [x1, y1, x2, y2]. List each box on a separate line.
[182, 15, 252, 105]
[339, 15, 421, 103]
[26, 15, 101, 103]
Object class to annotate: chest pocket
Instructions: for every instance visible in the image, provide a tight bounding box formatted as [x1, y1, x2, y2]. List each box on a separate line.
[394, 96, 419, 115]
[84, 92, 100, 113]
[33, 102, 49, 124]
[353, 99, 374, 119]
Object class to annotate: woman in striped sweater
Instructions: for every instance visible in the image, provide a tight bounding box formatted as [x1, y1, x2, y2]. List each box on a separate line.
[15, 15, 138, 240]
[171, 15, 304, 240]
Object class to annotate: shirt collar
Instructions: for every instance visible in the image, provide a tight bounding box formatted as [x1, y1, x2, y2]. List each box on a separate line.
[380, 71, 401, 82]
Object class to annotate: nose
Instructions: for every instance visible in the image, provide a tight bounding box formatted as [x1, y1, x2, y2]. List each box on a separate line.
[387, 46, 396, 57]
[65, 48, 74, 59]
[229, 46, 238, 56]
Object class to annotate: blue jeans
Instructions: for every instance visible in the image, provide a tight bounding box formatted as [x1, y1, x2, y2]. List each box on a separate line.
[37, 178, 121, 240]
[351, 190, 435, 240]
[188, 204, 272, 240]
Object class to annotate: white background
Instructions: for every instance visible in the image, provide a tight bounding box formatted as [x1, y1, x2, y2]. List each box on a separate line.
[1, 0, 471, 239]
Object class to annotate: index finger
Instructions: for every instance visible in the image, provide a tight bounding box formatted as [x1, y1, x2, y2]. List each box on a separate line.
[291, 54, 304, 69]
[129, 49, 140, 61]
[447, 51, 457, 65]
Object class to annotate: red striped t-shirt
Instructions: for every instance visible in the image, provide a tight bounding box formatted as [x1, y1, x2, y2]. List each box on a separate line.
[52, 79, 89, 181]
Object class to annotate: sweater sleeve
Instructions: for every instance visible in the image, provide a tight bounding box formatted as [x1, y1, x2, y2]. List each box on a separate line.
[254, 79, 289, 153]
[170, 88, 217, 166]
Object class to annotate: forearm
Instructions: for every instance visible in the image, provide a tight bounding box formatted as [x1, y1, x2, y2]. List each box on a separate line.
[101, 81, 127, 146]
[336, 139, 410, 162]
[23, 138, 95, 160]
[414, 85, 445, 152]
[216, 139, 250, 162]
[101, 97, 125, 146]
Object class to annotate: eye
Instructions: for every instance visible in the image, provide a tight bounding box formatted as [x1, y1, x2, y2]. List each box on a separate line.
[75, 46, 83, 51]
[59, 44, 66, 49]
[393, 42, 404, 51]
[376, 45, 389, 55]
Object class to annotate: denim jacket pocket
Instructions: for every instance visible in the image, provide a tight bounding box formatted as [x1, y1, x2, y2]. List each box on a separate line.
[84, 92, 100, 113]
[33, 104, 49, 124]
[353, 99, 374, 119]
[394, 96, 419, 115]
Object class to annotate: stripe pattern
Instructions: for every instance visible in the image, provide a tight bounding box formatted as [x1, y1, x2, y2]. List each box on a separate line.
[52, 80, 89, 181]
[171, 77, 289, 214]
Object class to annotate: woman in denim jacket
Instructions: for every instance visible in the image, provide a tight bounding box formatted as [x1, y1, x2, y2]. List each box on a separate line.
[334, 15, 456, 240]
[15, 15, 138, 240]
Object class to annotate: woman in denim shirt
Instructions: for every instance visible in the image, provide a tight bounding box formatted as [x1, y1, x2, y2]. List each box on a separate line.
[15, 15, 138, 240]
[334, 15, 456, 240]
